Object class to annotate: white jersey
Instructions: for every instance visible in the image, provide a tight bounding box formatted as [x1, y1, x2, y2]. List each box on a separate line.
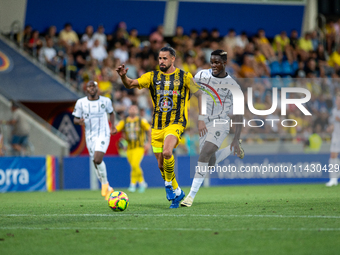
[72, 96, 113, 139]
[330, 107, 340, 138]
[194, 69, 241, 122]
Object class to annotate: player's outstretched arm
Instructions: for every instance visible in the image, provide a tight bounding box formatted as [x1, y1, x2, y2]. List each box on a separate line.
[116, 64, 139, 89]
[230, 115, 243, 156]
[74, 117, 85, 126]
[194, 90, 207, 137]
[110, 112, 117, 135]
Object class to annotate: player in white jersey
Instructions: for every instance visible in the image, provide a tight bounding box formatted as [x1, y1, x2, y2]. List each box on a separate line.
[326, 92, 340, 186]
[181, 50, 244, 207]
[73, 81, 117, 199]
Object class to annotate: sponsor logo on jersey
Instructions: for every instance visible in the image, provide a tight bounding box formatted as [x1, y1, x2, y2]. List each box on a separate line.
[164, 81, 171, 86]
[157, 90, 180, 96]
[156, 81, 161, 85]
[159, 96, 173, 112]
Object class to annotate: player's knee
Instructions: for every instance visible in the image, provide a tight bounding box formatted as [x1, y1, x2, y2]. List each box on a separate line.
[163, 150, 172, 159]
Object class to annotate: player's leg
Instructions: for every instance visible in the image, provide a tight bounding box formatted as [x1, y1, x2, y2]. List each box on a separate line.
[126, 149, 137, 192]
[215, 139, 245, 164]
[93, 137, 113, 199]
[163, 125, 186, 208]
[326, 152, 339, 187]
[131, 147, 147, 193]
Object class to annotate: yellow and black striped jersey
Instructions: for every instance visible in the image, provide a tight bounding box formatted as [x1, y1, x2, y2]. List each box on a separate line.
[137, 68, 196, 130]
[116, 117, 151, 150]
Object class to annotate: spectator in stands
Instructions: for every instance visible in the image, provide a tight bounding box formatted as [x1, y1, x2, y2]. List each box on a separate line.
[239, 54, 257, 78]
[210, 28, 221, 43]
[328, 45, 340, 75]
[304, 58, 318, 77]
[172, 26, 186, 48]
[91, 39, 108, 63]
[325, 20, 336, 55]
[39, 36, 58, 70]
[59, 23, 79, 46]
[149, 25, 164, 45]
[93, 25, 107, 48]
[81, 25, 94, 49]
[289, 29, 299, 50]
[17, 25, 32, 47]
[102, 57, 119, 83]
[272, 31, 295, 63]
[108, 28, 127, 51]
[256, 29, 276, 61]
[74, 41, 90, 69]
[27, 30, 43, 56]
[195, 29, 210, 48]
[294, 61, 306, 78]
[113, 41, 129, 64]
[298, 32, 313, 61]
[46, 25, 58, 45]
[223, 29, 237, 50]
[2, 102, 30, 156]
[128, 28, 140, 48]
[310, 30, 320, 51]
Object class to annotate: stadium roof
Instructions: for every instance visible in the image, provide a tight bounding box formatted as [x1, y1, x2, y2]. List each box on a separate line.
[0, 38, 79, 102]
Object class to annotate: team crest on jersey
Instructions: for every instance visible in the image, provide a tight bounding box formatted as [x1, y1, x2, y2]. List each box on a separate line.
[174, 80, 180, 86]
[101, 104, 105, 108]
[159, 96, 173, 112]
[84, 113, 89, 119]
[101, 141, 105, 145]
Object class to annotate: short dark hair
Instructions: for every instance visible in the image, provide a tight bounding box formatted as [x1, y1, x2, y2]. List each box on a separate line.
[211, 50, 227, 62]
[159, 46, 176, 57]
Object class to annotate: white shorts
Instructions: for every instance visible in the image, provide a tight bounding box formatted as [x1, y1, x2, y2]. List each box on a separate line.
[86, 136, 110, 157]
[330, 137, 340, 153]
[199, 121, 230, 151]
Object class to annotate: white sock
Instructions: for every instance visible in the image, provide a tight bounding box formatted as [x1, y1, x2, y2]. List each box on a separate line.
[174, 187, 182, 196]
[97, 161, 108, 185]
[329, 158, 338, 179]
[188, 162, 208, 199]
[129, 183, 136, 188]
[165, 181, 172, 186]
[215, 147, 232, 165]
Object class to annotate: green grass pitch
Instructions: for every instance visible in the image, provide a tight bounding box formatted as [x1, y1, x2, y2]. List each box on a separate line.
[1, 184, 340, 255]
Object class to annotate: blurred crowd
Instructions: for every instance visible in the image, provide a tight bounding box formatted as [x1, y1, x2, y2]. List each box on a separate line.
[9, 20, 340, 151]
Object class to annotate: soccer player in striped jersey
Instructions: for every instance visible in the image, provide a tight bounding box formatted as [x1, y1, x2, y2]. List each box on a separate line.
[72, 80, 117, 200]
[116, 46, 201, 208]
[116, 105, 151, 193]
[326, 92, 340, 186]
[181, 50, 244, 207]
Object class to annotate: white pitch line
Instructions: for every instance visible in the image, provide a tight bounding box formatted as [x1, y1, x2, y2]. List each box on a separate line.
[0, 226, 340, 232]
[1, 214, 340, 219]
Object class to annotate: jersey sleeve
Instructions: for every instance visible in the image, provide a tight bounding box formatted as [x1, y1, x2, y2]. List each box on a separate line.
[72, 100, 82, 118]
[115, 120, 125, 132]
[105, 98, 114, 113]
[137, 72, 152, 89]
[141, 118, 151, 131]
[186, 72, 199, 94]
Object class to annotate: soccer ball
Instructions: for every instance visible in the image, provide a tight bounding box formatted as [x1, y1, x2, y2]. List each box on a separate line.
[108, 191, 129, 211]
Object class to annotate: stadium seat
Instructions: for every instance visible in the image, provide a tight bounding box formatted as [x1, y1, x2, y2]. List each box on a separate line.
[270, 61, 282, 77]
[281, 60, 293, 76]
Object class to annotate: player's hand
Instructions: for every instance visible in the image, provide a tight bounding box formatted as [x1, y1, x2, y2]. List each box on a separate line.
[198, 120, 207, 137]
[230, 139, 241, 157]
[79, 118, 85, 126]
[116, 64, 129, 77]
[144, 143, 151, 153]
[110, 127, 117, 135]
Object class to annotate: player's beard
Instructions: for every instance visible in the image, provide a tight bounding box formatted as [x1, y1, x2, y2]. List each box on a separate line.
[160, 63, 171, 72]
